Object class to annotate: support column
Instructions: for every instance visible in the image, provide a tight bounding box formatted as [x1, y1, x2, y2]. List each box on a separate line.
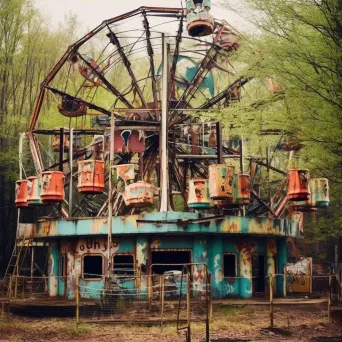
[277, 238, 287, 297]
[136, 236, 149, 272]
[193, 237, 208, 296]
[193, 237, 208, 263]
[239, 243, 252, 298]
[266, 239, 277, 295]
[49, 242, 59, 297]
[208, 237, 223, 298]
[68, 128, 73, 214]
[136, 236, 149, 294]
[159, 33, 170, 212]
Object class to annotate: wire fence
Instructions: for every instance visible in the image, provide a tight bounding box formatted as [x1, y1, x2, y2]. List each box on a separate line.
[77, 269, 212, 326]
[267, 273, 341, 329]
[0, 277, 10, 299]
[6, 276, 48, 299]
[329, 272, 341, 307]
[1, 271, 340, 332]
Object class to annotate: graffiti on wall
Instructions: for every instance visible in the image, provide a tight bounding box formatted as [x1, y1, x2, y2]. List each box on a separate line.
[75, 238, 119, 253]
[286, 257, 312, 293]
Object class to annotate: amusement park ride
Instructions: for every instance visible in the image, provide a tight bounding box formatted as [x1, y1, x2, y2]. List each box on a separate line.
[8, 1, 330, 300]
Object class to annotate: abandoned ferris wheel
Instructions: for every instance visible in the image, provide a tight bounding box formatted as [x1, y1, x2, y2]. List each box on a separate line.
[10, 1, 330, 303]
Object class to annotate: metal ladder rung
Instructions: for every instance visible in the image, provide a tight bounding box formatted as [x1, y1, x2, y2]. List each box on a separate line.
[4, 237, 32, 279]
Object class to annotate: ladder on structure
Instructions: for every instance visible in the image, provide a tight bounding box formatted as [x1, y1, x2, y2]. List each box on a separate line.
[3, 237, 32, 292]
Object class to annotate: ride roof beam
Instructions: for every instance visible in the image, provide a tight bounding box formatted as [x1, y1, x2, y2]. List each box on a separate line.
[77, 53, 133, 109]
[107, 26, 148, 109]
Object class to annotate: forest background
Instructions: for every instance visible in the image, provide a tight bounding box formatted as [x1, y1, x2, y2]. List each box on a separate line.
[0, 0, 341, 276]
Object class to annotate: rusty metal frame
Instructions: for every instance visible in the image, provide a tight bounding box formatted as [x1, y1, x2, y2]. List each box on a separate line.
[106, 26, 148, 109]
[45, 85, 112, 116]
[169, 12, 183, 102]
[77, 52, 134, 109]
[27, 7, 184, 174]
[142, 12, 159, 116]
[199, 77, 251, 109]
[22, 5, 292, 223]
[29, 7, 184, 133]
[251, 189, 279, 218]
[174, 40, 219, 109]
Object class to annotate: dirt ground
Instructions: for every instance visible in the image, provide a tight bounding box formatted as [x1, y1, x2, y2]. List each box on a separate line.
[0, 306, 341, 342]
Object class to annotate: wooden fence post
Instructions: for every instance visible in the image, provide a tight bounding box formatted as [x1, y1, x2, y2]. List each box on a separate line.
[14, 276, 18, 300]
[1, 301, 5, 317]
[76, 274, 80, 325]
[160, 276, 165, 328]
[186, 273, 191, 341]
[209, 274, 213, 321]
[8, 275, 12, 301]
[22, 277, 25, 298]
[270, 275, 274, 328]
[148, 275, 152, 311]
[328, 272, 331, 324]
[283, 266, 287, 297]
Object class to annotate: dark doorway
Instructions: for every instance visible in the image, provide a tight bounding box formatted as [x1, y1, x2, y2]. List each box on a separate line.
[252, 253, 265, 294]
[223, 253, 237, 277]
[151, 250, 191, 274]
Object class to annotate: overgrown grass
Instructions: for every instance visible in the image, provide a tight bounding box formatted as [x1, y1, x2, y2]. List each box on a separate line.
[0, 305, 332, 341]
[214, 305, 253, 317]
[0, 316, 92, 337]
[61, 322, 92, 335]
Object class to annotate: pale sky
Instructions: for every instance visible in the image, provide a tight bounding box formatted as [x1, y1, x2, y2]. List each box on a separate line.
[37, 0, 252, 34]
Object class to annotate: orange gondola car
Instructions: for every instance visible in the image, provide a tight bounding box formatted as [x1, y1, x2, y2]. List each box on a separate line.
[58, 96, 87, 118]
[78, 160, 105, 194]
[15, 180, 29, 207]
[41, 171, 65, 202]
[287, 169, 310, 201]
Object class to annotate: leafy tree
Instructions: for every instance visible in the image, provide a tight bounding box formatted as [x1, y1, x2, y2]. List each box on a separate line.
[0, 0, 79, 276]
[221, 0, 342, 260]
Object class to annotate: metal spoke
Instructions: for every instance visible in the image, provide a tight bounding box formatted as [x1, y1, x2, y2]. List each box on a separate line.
[107, 25, 148, 109]
[77, 53, 134, 109]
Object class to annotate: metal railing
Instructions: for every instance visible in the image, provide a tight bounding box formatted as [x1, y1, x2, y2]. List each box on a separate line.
[6, 276, 48, 300]
[76, 265, 212, 336]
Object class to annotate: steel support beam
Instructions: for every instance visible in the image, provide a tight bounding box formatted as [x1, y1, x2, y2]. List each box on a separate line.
[69, 128, 74, 214]
[159, 34, 170, 212]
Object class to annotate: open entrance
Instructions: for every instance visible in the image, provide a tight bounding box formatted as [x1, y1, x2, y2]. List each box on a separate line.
[252, 253, 266, 295]
[151, 250, 191, 274]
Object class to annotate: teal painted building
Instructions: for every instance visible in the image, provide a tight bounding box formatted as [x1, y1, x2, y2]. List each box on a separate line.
[19, 212, 297, 299]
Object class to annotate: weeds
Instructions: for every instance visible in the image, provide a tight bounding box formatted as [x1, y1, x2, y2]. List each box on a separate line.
[62, 322, 92, 335]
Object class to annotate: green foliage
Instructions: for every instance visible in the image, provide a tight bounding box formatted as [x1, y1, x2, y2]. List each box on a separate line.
[220, 0, 342, 258]
[0, 0, 80, 276]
